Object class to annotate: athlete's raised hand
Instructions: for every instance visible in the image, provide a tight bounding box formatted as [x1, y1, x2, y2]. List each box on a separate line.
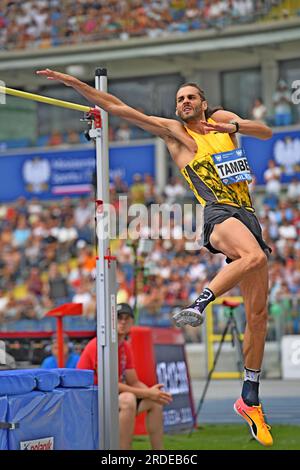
[200, 120, 237, 134]
[36, 69, 74, 87]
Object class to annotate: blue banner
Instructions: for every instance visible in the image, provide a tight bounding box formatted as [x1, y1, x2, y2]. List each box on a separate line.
[0, 143, 155, 202]
[241, 128, 300, 184]
[109, 143, 155, 186]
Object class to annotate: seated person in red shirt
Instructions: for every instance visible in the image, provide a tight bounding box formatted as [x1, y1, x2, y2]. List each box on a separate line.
[77, 302, 172, 450]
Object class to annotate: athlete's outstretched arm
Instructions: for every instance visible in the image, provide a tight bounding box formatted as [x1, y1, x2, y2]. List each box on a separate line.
[36, 69, 197, 152]
[203, 109, 273, 140]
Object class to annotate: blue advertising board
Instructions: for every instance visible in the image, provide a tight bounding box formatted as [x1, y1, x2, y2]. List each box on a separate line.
[0, 142, 155, 202]
[241, 127, 300, 184]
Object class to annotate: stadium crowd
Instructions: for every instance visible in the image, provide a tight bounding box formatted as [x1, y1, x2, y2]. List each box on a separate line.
[0, 169, 299, 342]
[0, 0, 280, 52]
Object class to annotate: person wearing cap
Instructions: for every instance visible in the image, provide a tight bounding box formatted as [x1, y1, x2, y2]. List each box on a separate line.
[77, 302, 172, 450]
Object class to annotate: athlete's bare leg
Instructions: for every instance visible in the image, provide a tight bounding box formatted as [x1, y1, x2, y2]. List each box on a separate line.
[234, 263, 272, 446]
[175, 217, 270, 411]
[239, 263, 269, 370]
[174, 217, 268, 327]
[207, 217, 268, 296]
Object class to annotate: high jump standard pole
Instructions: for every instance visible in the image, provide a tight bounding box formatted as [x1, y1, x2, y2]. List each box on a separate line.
[94, 69, 119, 450]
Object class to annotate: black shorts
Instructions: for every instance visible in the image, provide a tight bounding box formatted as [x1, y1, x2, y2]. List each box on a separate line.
[203, 203, 271, 263]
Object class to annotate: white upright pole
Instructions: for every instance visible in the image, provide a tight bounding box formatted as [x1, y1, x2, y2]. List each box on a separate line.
[94, 68, 119, 450]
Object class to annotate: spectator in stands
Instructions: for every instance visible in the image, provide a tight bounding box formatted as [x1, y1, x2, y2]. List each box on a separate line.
[71, 279, 93, 315]
[73, 197, 92, 242]
[144, 173, 159, 206]
[164, 176, 187, 205]
[77, 244, 96, 277]
[0, 287, 9, 322]
[139, 275, 166, 317]
[272, 79, 293, 126]
[278, 218, 298, 241]
[54, 215, 78, 251]
[28, 197, 43, 216]
[130, 173, 145, 204]
[251, 97, 267, 123]
[115, 122, 132, 141]
[66, 130, 81, 144]
[15, 196, 28, 217]
[43, 261, 70, 306]
[48, 130, 64, 146]
[263, 159, 282, 207]
[286, 176, 300, 202]
[113, 175, 128, 195]
[13, 216, 31, 247]
[3, 292, 23, 322]
[116, 269, 132, 305]
[77, 302, 172, 450]
[26, 266, 44, 300]
[41, 333, 80, 368]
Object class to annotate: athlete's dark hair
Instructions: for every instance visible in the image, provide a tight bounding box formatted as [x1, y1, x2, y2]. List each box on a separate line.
[177, 82, 223, 119]
[177, 82, 206, 100]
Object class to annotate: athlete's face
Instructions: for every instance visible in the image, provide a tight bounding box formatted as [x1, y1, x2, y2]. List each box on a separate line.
[176, 86, 207, 122]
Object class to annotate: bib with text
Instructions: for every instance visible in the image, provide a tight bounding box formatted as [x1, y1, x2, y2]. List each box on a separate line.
[212, 147, 252, 185]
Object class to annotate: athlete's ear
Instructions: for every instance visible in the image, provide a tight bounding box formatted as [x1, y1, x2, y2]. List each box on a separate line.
[175, 108, 179, 116]
[202, 100, 208, 111]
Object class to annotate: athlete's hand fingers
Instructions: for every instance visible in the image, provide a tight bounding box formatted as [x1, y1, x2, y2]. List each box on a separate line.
[200, 120, 215, 128]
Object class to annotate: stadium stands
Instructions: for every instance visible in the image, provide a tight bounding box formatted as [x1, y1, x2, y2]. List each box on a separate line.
[0, 1, 297, 52]
[0, 174, 299, 359]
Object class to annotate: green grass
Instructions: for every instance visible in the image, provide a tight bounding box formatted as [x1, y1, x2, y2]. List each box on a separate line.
[133, 425, 300, 450]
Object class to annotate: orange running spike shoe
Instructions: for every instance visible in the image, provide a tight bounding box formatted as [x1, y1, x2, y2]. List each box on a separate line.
[234, 397, 273, 447]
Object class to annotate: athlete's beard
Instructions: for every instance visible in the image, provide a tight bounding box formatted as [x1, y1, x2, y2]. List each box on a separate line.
[178, 104, 204, 123]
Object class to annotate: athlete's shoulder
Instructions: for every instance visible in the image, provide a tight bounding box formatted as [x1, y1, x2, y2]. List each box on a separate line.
[153, 116, 185, 130]
[210, 109, 241, 122]
[162, 119, 197, 151]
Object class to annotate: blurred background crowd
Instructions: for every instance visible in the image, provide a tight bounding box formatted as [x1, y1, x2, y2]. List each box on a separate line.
[0, 168, 299, 347]
[0, 0, 287, 51]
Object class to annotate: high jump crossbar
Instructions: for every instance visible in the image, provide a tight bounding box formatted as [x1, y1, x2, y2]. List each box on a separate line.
[0, 85, 91, 113]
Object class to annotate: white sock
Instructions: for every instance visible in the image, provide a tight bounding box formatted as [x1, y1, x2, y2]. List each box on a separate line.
[244, 367, 260, 383]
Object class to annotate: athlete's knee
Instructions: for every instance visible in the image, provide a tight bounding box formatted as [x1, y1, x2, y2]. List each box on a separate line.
[119, 392, 137, 413]
[244, 250, 267, 273]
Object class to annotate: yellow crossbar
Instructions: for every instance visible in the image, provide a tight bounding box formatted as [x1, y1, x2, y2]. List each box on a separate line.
[0, 86, 91, 113]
